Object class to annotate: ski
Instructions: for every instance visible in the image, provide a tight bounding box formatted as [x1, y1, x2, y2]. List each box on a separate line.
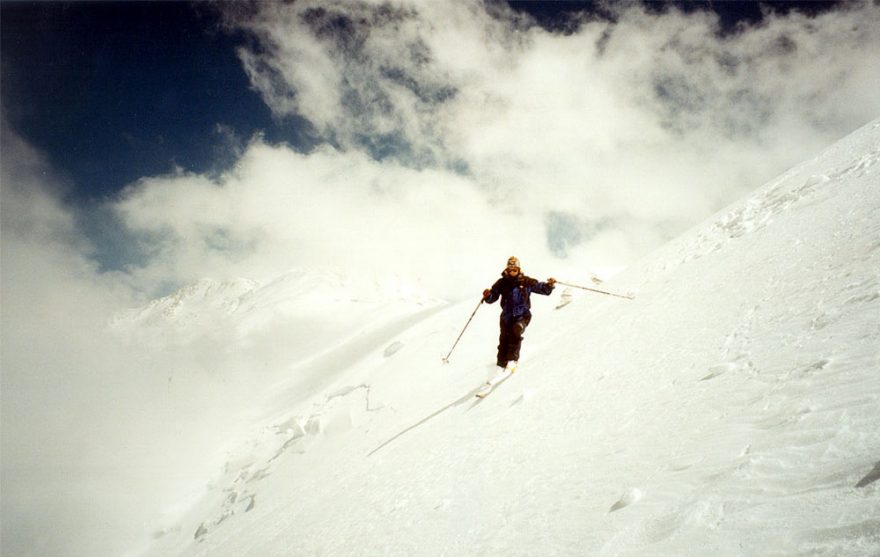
[475, 376, 508, 398]
[475, 363, 517, 398]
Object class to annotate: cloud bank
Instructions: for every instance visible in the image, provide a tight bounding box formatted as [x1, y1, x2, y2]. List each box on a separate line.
[203, 0, 879, 287]
[0, 122, 268, 555]
[105, 0, 880, 298]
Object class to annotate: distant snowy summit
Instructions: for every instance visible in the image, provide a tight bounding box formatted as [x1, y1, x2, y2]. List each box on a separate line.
[110, 268, 442, 348]
[114, 277, 258, 328]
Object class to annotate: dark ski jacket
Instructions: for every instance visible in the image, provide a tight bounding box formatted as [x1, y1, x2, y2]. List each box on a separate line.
[484, 271, 554, 322]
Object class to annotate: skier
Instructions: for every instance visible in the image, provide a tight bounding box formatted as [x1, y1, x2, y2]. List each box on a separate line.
[481, 256, 555, 388]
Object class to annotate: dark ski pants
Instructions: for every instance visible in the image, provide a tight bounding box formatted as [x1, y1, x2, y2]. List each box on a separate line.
[497, 315, 531, 368]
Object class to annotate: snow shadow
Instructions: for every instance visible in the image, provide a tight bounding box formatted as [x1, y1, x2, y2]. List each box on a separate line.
[855, 461, 880, 488]
[367, 387, 482, 457]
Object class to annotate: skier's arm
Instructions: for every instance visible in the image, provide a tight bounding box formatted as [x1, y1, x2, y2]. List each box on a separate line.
[534, 278, 556, 296]
[483, 279, 503, 304]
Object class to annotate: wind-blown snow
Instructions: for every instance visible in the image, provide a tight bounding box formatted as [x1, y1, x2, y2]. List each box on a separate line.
[132, 119, 879, 556]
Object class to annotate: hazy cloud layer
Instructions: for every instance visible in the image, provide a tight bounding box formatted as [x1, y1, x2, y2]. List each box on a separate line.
[0, 122, 260, 555]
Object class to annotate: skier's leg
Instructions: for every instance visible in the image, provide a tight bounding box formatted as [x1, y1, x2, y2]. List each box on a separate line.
[496, 318, 512, 368]
[508, 315, 531, 364]
[487, 319, 516, 386]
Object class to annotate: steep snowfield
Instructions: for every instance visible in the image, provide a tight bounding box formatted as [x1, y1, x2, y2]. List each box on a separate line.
[143, 119, 879, 557]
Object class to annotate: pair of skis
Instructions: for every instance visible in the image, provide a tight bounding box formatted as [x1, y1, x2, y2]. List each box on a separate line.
[475, 363, 517, 398]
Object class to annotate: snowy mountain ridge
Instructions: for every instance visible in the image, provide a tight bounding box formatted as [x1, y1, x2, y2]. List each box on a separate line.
[142, 119, 879, 557]
[640, 119, 880, 283]
[111, 268, 441, 349]
[113, 277, 258, 328]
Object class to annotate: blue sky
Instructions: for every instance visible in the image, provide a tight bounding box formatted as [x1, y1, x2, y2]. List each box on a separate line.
[1, 1, 316, 203]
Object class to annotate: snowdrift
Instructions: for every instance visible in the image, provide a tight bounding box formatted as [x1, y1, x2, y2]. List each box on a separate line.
[142, 119, 879, 556]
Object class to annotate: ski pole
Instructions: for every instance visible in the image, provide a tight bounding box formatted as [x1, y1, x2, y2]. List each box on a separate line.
[555, 280, 635, 300]
[442, 298, 483, 363]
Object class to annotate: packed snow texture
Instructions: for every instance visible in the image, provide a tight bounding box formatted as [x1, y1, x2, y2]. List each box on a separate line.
[130, 120, 880, 556]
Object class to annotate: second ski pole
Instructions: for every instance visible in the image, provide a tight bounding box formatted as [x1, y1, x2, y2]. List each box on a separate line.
[442, 298, 483, 363]
[556, 280, 635, 300]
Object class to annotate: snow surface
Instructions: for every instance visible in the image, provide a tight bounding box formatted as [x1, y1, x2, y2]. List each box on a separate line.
[128, 119, 880, 556]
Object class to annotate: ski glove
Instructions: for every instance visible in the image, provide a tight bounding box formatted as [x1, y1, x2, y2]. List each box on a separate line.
[483, 288, 491, 300]
[547, 278, 556, 286]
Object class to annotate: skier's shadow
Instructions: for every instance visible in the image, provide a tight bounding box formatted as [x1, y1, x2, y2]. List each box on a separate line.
[367, 386, 482, 457]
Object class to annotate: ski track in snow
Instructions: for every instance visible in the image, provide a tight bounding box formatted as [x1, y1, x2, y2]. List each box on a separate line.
[142, 120, 880, 557]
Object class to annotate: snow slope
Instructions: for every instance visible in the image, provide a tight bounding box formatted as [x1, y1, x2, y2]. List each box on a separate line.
[143, 119, 879, 556]
[110, 268, 443, 403]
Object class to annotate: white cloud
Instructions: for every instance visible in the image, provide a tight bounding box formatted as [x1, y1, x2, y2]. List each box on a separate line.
[0, 125, 274, 556]
[205, 0, 880, 287]
[114, 141, 538, 297]
[70, 0, 878, 299]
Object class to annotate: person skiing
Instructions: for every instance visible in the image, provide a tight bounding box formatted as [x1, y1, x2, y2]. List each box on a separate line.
[481, 256, 555, 384]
